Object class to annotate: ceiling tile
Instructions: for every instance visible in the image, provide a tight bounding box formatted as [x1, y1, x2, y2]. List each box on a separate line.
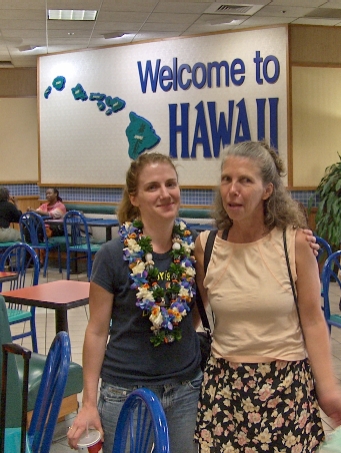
[100, 0, 158, 13]
[140, 22, 190, 32]
[146, 11, 201, 23]
[292, 17, 341, 25]
[93, 22, 141, 33]
[153, 2, 211, 14]
[96, 11, 150, 22]
[133, 31, 182, 41]
[269, 0, 326, 6]
[255, 5, 316, 17]
[1, 0, 341, 68]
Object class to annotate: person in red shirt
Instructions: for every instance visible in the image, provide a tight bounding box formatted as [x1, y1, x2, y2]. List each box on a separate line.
[28, 187, 66, 237]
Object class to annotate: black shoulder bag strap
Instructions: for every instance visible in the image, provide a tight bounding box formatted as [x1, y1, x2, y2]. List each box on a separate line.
[283, 228, 298, 308]
[196, 228, 228, 331]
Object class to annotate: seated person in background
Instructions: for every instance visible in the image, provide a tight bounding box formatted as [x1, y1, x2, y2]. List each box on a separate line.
[0, 187, 22, 242]
[28, 187, 66, 237]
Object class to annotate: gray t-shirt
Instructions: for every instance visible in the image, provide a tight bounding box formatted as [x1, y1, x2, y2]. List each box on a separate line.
[91, 237, 201, 386]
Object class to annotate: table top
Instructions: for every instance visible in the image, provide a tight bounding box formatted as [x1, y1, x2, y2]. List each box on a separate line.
[85, 218, 119, 227]
[0, 271, 18, 283]
[45, 217, 118, 226]
[1, 280, 90, 310]
[188, 223, 216, 232]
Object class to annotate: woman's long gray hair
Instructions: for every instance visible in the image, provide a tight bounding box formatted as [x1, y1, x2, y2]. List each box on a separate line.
[213, 141, 307, 231]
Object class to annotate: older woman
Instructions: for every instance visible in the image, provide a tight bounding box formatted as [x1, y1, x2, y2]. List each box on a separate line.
[194, 141, 341, 452]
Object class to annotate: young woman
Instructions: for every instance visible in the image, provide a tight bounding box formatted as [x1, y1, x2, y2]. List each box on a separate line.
[194, 141, 341, 452]
[67, 153, 202, 453]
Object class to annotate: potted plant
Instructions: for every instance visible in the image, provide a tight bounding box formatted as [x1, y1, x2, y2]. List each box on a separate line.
[309, 154, 341, 251]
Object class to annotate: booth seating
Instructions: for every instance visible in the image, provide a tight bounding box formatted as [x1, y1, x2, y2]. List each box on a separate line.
[64, 203, 212, 221]
[0, 294, 83, 427]
[15, 351, 83, 424]
[62, 203, 214, 244]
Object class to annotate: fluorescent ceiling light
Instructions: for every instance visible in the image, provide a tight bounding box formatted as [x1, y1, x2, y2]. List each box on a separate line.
[48, 10, 97, 21]
[103, 32, 124, 39]
[18, 45, 38, 52]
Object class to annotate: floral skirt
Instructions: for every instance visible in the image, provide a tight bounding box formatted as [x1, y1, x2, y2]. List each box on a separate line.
[195, 356, 324, 452]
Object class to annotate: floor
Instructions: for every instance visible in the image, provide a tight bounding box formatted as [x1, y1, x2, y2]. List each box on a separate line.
[4, 264, 341, 451]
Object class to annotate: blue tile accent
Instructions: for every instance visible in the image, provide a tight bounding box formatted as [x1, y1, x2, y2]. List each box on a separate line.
[289, 190, 317, 207]
[2, 184, 319, 208]
[1, 184, 39, 197]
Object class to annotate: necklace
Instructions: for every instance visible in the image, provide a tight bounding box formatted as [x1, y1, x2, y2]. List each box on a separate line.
[119, 219, 196, 346]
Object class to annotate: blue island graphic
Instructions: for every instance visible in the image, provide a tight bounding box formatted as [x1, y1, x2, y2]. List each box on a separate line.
[125, 112, 161, 159]
[44, 77, 160, 158]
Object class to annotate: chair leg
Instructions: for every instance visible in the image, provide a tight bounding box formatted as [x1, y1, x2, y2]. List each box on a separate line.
[43, 249, 49, 278]
[58, 247, 62, 273]
[30, 315, 38, 353]
[66, 254, 70, 280]
[87, 254, 94, 281]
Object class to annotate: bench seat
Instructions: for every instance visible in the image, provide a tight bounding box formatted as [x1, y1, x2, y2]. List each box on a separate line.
[16, 351, 83, 423]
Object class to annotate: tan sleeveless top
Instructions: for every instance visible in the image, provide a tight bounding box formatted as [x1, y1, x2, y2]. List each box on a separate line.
[200, 227, 306, 362]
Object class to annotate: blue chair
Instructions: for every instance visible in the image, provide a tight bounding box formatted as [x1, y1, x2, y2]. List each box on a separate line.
[0, 242, 19, 256]
[0, 329, 71, 453]
[315, 235, 333, 265]
[0, 243, 39, 352]
[314, 235, 333, 298]
[112, 388, 170, 453]
[63, 210, 102, 281]
[19, 212, 62, 278]
[321, 250, 341, 333]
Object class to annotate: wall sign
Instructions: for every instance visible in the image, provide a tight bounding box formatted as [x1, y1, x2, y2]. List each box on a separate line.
[38, 26, 288, 186]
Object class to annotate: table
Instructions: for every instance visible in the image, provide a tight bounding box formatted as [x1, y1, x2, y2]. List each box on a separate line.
[85, 218, 119, 241]
[1, 280, 90, 333]
[46, 217, 119, 241]
[0, 271, 17, 283]
[188, 223, 216, 232]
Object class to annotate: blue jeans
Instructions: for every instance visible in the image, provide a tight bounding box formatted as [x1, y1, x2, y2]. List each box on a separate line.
[98, 372, 202, 453]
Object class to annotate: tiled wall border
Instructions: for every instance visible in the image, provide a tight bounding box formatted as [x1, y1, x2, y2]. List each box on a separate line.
[3, 184, 318, 208]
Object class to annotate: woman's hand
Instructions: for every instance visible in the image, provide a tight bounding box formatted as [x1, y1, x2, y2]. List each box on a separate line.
[67, 405, 104, 449]
[318, 387, 341, 427]
[302, 228, 319, 256]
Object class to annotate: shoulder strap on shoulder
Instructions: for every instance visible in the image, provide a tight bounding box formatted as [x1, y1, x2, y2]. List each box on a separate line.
[283, 228, 298, 307]
[204, 229, 218, 274]
[197, 229, 218, 332]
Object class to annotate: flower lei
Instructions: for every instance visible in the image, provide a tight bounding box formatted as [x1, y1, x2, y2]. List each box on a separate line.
[119, 219, 196, 346]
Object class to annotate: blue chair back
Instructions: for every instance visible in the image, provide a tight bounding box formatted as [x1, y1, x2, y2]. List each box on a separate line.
[0, 295, 23, 430]
[0, 243, 40, 352]
[19, 213, 47, 247]
[64, 210, 92, 249]
[27, 331, 71, 453]
[63, 210, 101, 280]
[0, 243, 39, 291]
[321, 250, 341, 332]
[113, 388, 170, 453]
[19, 212, 61, 278]
[314, 236, 333, 299]
[315, 236, 333, 264]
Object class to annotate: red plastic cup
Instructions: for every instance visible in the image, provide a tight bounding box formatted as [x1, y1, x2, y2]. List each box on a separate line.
[77, 429, 103, 452]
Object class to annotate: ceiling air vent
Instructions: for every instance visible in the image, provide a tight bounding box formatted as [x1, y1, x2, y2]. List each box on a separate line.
[214, 5, 252, 14]
[305, 8, 341, 20]
[204, 3, 264, 16]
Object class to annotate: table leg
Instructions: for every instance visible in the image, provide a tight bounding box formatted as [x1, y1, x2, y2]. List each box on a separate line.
[105, 227, 112, 242]
[55, 308, 68, 333]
